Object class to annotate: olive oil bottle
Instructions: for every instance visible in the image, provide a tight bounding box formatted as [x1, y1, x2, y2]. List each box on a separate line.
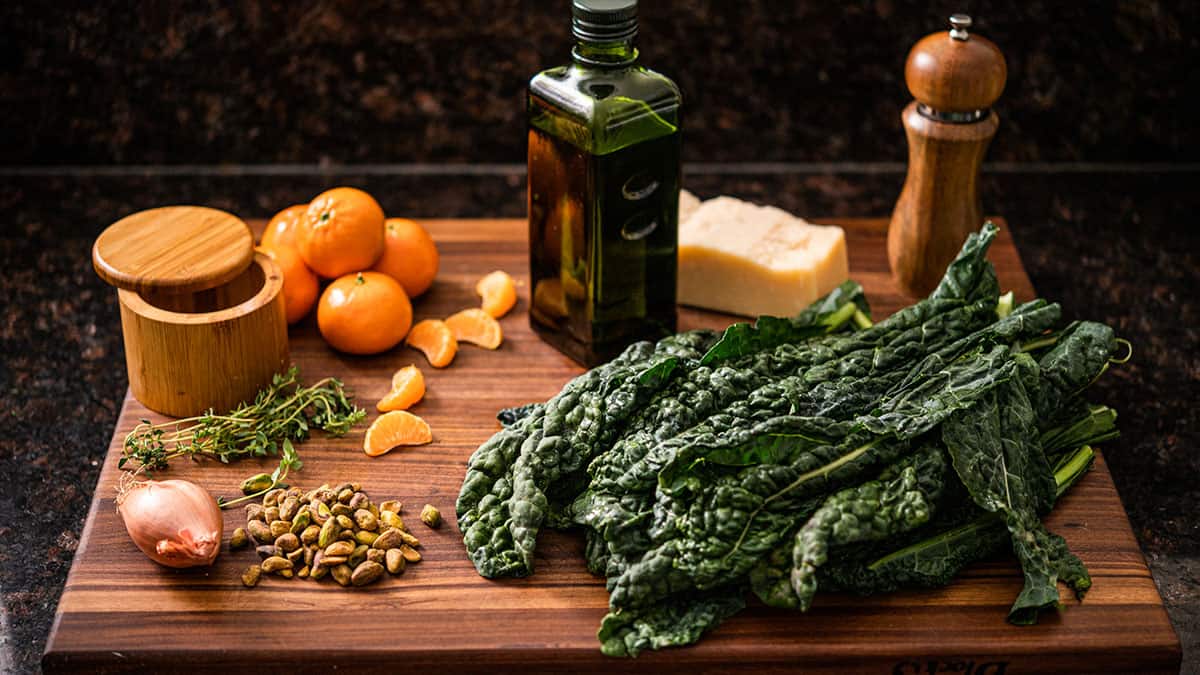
[527, 0, 681, 367]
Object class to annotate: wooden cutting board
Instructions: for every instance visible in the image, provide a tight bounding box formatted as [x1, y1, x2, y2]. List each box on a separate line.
[44, 218, 1180, 674]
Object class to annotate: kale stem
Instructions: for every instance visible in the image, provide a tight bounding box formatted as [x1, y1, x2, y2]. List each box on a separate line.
[852, 309, 873, 330]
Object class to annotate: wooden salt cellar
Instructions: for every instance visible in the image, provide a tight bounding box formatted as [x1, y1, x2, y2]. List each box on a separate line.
[93, 206, 289, 417]
[888, 14, 1007, 296]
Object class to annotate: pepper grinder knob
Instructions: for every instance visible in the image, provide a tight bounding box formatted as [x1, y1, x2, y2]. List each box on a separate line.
[887, 14, 1007, 297]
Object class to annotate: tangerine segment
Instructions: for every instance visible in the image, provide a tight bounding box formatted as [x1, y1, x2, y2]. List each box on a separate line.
[363, 410, 432, 457]
[406, 319, 457, 368]
[444, 308, 503, 350]
[476, 270, 517, 318]
[377, 365, 425, 412]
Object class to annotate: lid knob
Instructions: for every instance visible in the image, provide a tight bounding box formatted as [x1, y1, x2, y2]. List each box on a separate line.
[905, 14, 1006, 117]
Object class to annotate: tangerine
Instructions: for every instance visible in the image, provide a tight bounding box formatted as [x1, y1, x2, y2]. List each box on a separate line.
[475, 270, 517, 318]
[363, 410, 432, 457]
[260, 244, 318, 325]
[372, 218, 440, 298]
[406, 319, 457, 368]
[444, 308, 503, 350]
[260, 204, 307, 251]
[298, 187, 385, 278]
[377, 365, 425, 412]
[317, 271, 412, 355]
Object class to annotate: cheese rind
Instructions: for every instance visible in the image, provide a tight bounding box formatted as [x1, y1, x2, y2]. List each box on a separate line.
[677, 196, 849, 317]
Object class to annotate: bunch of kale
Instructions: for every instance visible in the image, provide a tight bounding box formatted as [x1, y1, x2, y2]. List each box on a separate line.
[457, 223, 1122, 656]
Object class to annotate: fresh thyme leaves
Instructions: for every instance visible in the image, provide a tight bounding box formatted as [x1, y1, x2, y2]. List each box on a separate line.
[120, 366, 366, 508]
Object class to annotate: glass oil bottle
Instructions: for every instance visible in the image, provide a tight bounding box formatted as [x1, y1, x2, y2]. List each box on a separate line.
[527, 0, 682, 367]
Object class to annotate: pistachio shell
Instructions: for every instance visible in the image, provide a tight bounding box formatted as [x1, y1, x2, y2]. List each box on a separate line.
[351, 561, 385, 586]
[385, 548, 406, 575]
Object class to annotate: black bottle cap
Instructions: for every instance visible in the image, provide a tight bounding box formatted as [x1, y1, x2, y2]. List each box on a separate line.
[572, 0, 638, 43]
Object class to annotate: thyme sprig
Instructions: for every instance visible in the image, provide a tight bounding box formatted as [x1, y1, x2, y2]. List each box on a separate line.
[120, 366, 365, 473]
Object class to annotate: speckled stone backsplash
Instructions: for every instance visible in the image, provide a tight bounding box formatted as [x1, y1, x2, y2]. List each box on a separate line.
[3, 0, 1196, 165]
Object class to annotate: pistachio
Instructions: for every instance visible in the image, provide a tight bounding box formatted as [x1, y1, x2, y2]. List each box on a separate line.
[348, 492, 368, 510]
[397, 530, 421, 548]
[300, 525, 321, 546]
[338, 530, 356, 542]
[351, 560, 385, 586]
[247, 520, 273, 545]
[263, 488, 285, 507]
[242, 565, 262, 588]
[245, 503, 265, 522]
[380, 511, 406, 532]
[286, 487, 303, 499]
[269, 520, 291, 538]
[349, 544, 369, 567]
[335, 514, 355, 531]
[315, 488, 337, 504]
[321, 555, 349, 567]
[385, 548, 406, 575]
[304, 545, 316, 567]
[379, 500, 402, 514]
[354, 509, 378, 531]
[351, 482, 362, 492]
[337, 488, 354, 504]
[261, 556, 293, 574]
[241, 473, 274, 495]
[230, 527, 249, 550]
[289, 508, 312, 534]
[297, 565, 310, 579]
[399, 544, 421, 563]
[279, 496, 300, 522]
[333, 482, 354, 494]
[317, 518, 340, 548]
[310, 563, 328, 580]
[264, 506, 280, 523]
[420, 504, 442, 529]
[331, 564, 353, 587]
[367, 503, 380, 519]
[325, 540, 355, 557]
[256, 544, 282, 560]
[366, 548, 385, 564]
[311, 500, 332, 525]
[355, 530, 379, 546]
[286, 547, 304, 566]
[279, 568, 294, 579]
[331, 503, 353, 517]
[372, 528, 403, 551]
[275, 533, 301, 552]
[312, 549, 325, 569]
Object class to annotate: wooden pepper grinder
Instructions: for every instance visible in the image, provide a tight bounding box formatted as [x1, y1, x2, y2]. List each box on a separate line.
[888, 14, 1007, 297]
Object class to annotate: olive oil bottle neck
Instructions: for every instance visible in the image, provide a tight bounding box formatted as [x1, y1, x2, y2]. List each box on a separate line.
[572, 39, 638, 67]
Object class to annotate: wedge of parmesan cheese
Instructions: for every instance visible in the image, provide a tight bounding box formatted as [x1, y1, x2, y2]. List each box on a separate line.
[677, 195, 849, 317]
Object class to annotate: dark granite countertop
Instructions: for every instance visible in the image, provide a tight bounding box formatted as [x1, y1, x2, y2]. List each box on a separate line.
[0, 167, 1196, 672]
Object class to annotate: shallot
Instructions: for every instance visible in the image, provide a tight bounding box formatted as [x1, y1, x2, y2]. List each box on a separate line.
[117, 476, 223, 568]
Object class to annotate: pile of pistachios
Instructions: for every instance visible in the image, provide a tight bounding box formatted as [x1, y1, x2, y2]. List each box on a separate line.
[230, 482, 442, 588]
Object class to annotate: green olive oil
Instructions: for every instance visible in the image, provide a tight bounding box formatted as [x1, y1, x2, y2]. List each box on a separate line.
[527, 0, 681, 367]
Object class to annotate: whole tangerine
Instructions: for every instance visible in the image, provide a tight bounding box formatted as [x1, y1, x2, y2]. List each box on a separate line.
[317, 271, 412, 355]
[260, 204, 307, 251]
[298, 187, 385, 279]
[261, 244, 319, 325]
[371, 218, 440, 298]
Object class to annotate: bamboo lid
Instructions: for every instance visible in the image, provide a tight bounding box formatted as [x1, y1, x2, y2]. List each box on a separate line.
[93, 206, 254, 296]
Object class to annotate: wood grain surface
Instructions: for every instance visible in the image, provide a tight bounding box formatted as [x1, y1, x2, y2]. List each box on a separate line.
[44, 218, 1180, 674]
